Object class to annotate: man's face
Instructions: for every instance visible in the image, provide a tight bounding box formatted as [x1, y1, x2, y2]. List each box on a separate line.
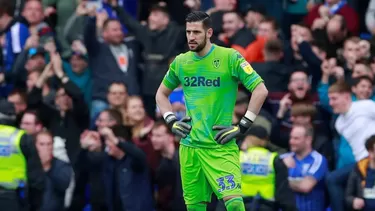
[25, 55, 45, 72]
[359, 40, 371, 59]
[289, 127, 309, 154]
[7, 94, 27, 114]
[258, 22, 277, 40]
[352, 79, 373, 100]
[326, 18, 345, 42]
[245, 11, 263, 29]
[35, 133, 53, 163]
[95, 111, 116, 132]
[70, 55, 87, 74]
[126, 98, 146, 123]
[291, 115, 312, 125]
[107, 84, 127, 108]
[22, 0, 44, 25]
[186, 22, 211, 52]
[223, 12, 243, 38]
[328, 92, 350, 114]
[148, 10, 169, 31]
[343, 41, 359, 62]
[214, 0, 236, 10]
[55, 88, 72, 112]
[352, 64, 373, 79]
[103, 21, 124, 45]
[151, 125, 172, 151]
[291, 26, 312, 52]
[20, 113, 42, 135]
[26, 71, 40, 92]
[288, 72, 310, 99]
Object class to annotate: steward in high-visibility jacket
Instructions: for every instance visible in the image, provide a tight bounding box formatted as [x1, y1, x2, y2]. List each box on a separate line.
[0, 124, 45, 211]
[239, 126, 297, 211]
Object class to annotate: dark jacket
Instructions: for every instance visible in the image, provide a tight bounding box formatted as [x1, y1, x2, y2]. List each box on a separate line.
[40, 158, 73, 211]
[156, 151, 185, 211]
[345, 158, 368, 211]
[113, 5, 186, 95]
[27, 80, 89, 166]
[103, 141, 154, 211]
[20, 133, 46, 211]
[84, 17, 140, 100]
[251, 61, 293, 92]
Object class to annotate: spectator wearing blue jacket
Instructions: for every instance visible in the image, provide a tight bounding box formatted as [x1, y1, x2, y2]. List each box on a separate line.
[0, 0, 30, 97]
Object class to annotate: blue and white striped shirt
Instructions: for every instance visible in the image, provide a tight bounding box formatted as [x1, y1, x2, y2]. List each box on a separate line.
[4, 22, 29, 71]
[286, 151, 328, 211]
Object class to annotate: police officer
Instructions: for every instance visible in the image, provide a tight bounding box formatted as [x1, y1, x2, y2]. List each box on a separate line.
[0, 100, 45, 211]
[239, 126, 296, 211]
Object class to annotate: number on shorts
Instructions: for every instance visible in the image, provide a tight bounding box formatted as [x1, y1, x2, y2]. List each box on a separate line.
[216, 177, 226, 193]
[225, 175, 236, 189]
[216, 174, 236, 193]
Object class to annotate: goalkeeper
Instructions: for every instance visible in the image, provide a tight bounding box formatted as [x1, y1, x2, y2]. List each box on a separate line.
[155, 11, 268, 211]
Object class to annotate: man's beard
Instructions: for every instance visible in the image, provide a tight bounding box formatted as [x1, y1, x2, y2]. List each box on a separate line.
[189, 35, 207, 52]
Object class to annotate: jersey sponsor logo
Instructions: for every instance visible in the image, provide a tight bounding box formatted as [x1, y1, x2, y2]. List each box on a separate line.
[183, 76, 220, 87]
[213, 58, 220, 68]
[240, 61, 253, 74]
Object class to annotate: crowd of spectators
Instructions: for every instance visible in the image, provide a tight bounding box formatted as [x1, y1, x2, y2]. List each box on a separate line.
[2, 0, 375, 210]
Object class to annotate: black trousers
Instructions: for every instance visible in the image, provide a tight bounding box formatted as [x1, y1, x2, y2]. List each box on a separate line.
[0, 190, 25, 211]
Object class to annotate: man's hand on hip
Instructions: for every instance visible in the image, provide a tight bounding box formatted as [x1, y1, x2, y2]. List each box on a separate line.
[165, 114, 192, 138]
[213, 112, 254, 144]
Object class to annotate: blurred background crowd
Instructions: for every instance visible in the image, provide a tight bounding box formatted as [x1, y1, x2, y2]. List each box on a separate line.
[2, 0, 375, 211]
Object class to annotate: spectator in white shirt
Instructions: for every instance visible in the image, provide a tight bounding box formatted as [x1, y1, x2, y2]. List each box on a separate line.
[326, 81, 375, 211]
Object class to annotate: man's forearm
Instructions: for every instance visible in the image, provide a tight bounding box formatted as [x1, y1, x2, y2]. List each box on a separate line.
[247, 83, 268, 116]
[289, 180, 302, 192]
[156, 92, 173, 116]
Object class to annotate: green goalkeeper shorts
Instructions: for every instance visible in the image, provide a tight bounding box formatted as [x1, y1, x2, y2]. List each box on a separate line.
[179, 144, 243, 205]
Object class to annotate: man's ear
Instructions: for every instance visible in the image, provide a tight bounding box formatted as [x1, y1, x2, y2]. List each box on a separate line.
[207, 28, 213, 39]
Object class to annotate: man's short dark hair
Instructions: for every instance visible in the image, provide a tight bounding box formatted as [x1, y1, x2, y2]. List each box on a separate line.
[103, 18, 121, 30]
[223, 11, 244, 22]
[0, 0, 15, 17]
[260, 17, 279, 31]
[8, 89, 27, 103]
[23, 110, 41, 124]
[153, 120, 173, 135]
[352, 76, 373, 87]
[185, 11, 212, 29]
[310, 41, 326, 53]
[111, 125, 133, 141]
[103, 108, 123, 125]
[264, 39, 283, 55]
[108, 81, 128, 92]
[365, 135, 375, 151]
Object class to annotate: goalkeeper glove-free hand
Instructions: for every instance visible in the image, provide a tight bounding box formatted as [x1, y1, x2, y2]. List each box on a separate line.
[165, 114, 192, 138]
[213, 115, 253, 145]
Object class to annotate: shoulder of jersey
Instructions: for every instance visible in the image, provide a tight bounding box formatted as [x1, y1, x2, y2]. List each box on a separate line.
[175, 51, 193, 60]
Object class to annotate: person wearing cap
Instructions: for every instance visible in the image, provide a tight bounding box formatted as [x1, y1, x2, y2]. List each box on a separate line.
[0, 100, 45, 211]
[240, 126, 296, 211]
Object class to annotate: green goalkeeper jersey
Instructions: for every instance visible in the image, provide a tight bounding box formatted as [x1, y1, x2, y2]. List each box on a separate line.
[162, 44, 263, 148]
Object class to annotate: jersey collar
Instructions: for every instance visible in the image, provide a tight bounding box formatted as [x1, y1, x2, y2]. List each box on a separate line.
[193, 44, 215, 60]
